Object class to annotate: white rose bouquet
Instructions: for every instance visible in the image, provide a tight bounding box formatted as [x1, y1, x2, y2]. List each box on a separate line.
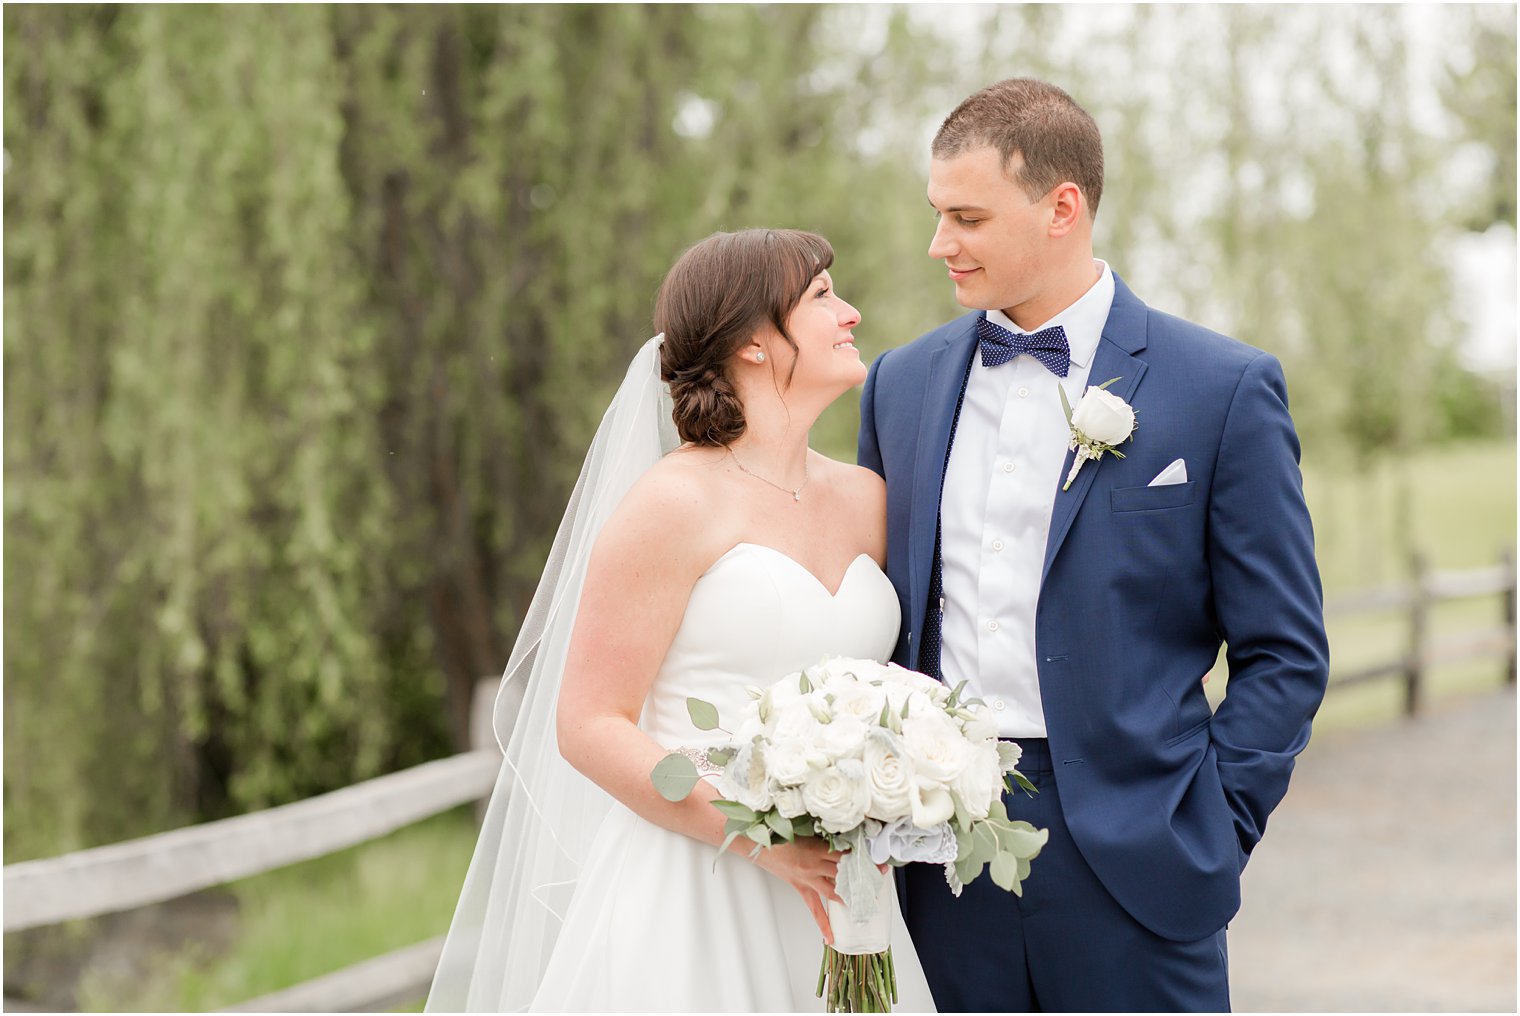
[651, 657, 1048, 1013]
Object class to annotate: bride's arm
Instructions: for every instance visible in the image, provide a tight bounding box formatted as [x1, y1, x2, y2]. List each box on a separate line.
[555, 463, 844, 938]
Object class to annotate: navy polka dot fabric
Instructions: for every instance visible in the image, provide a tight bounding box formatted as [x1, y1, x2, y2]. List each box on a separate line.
[919, 355, 974, 683]
[976, 318, 1071, 377]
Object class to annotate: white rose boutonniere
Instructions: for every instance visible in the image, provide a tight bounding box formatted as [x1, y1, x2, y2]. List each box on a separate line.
[1060, 378, 1137, 491]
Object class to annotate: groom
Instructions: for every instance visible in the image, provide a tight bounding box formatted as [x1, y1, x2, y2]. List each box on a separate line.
[859, 78, 1329, 1011]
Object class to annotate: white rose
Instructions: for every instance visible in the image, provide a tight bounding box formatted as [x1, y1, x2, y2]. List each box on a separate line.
[772, 783, 807, 818]
[881, 663, 945, 697]
[800, 758, 872, 834]
[718, 741, 773, 812]
[818, 659, 863, 691]
[766, 740, 812, 787]
[861, 730, 915, 821]
[831, 682, 888, 725]
[951, 742, 1002, 820]
[1070, 385, 1136, 445]
[901, 708, 971, 786]
[816, 715, 869, 761]
[732, 714, 766, 745]
[773, 700, 823, 746]
[767, 672, 810, 713]
[959, 704, 998, 743]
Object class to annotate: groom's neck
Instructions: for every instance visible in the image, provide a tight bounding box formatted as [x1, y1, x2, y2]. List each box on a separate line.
[1004, 253, 1102, 332]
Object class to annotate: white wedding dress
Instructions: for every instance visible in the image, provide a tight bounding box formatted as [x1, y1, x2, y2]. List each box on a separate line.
[529, 541, 938, 1012]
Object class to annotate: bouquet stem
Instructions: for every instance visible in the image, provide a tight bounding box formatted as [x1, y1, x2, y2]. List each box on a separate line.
[818, 945, 897, 1013]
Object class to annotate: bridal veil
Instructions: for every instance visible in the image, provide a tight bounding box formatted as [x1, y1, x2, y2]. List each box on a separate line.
[426, 335, 678, 1012]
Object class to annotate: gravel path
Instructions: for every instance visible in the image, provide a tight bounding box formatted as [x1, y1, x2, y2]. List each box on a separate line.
[1230, 688, 1517, 1012]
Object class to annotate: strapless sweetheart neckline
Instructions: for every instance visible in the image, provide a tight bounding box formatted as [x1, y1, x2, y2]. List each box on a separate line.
[709, 542, 875, 599]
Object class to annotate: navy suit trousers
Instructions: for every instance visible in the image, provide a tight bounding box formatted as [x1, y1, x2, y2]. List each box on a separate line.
[900, 739, 1231, 1013]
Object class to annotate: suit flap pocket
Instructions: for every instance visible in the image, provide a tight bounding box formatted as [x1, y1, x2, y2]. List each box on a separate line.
[1111, 481, 1197, 513]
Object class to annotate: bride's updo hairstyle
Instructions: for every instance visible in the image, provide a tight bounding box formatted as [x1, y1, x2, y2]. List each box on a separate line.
[654, 228, 834, 446]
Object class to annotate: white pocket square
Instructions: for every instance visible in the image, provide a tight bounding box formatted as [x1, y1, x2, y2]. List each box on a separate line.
[1148, 458, 1188, 487]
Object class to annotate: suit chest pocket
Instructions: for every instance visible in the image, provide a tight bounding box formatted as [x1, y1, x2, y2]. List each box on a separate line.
[1110, 481, 1197, 513]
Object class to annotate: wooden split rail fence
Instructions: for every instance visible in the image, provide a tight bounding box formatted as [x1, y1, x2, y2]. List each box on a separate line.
[5, 551, 1514, 1011]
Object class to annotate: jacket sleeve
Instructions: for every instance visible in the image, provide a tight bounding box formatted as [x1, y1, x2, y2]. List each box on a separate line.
[1206, 351, 1330, 870]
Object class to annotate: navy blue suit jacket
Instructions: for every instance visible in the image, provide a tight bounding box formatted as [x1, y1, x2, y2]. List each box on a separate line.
[858, 275, 1329, 942]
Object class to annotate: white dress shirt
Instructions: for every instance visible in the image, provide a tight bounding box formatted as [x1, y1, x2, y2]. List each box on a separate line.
[939, 261, 1115, 738]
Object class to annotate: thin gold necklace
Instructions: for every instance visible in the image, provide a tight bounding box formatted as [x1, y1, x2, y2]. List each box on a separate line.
[730, 449, 809, 502]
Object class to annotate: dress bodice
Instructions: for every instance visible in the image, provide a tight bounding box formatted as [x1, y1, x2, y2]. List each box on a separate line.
[639, 542, 902, 748]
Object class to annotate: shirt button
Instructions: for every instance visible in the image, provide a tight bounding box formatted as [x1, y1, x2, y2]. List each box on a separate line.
[1017, 386, 1030, 398]
[1002, 462, 1016, 474]
[986, 619, 1000, 633]
[994, 699, 1006, 711]
[991, 539, 1005, 552]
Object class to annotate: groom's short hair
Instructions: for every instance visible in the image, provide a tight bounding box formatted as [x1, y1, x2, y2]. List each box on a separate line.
[934, 78, 1104, 216]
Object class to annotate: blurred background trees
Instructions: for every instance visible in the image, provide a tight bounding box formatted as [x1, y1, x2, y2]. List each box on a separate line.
[5, 4, 1514, 865]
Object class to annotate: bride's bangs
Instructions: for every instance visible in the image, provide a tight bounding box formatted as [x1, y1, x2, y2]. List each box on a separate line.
[766, 229, 836, 310]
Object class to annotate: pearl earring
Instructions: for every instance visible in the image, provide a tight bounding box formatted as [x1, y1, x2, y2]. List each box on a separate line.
[755, 352, 766, 363]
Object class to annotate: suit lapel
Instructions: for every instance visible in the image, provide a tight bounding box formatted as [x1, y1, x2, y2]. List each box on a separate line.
[1041, 277, 1151, 584]
[908, 318, 979, 663]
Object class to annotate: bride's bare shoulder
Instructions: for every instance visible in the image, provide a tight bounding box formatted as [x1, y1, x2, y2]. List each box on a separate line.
[812, 452, 886, 505]
[593, 445, 737, 569]
[811, 453, 888, 559]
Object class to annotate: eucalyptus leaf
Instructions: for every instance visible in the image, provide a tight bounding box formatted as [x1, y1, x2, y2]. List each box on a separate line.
[706, 747, 734, 767]
[952, 791, 971, 833]
[989, 851, 1019, 892]
[1002, 823, 1050, 859]
[955, 854, 984, 886]
[714, 828, 745, 871]
[764, 808, 793, 842]
[1058, 383, 1074, 424]
[745, 824, 773, 847]
[686, 697, 721, 731]
[971, 822, 999, 864]
[650, 752, 700, 802]
[954, 826, 973, 861]
[712, 799, 758, 822]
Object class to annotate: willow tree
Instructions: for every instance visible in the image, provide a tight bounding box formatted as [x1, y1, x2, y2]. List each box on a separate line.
[4, 5, 944, 859]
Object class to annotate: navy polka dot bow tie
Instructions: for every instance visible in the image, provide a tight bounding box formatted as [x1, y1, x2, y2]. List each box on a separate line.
[976, 318, 1071, 377]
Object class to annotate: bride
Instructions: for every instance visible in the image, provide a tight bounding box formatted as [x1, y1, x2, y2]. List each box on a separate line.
[426, 229, 937, 1012]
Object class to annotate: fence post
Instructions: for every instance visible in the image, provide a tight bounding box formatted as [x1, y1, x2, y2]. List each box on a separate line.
[1404, 552, 1429, 717]
[1503, 547, 1516, 686]
[470, 676, 502, 825]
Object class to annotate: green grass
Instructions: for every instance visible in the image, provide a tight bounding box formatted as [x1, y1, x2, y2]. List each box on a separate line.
[78, 438, 1516, 1012]
[1206, 437, 1517, 732]
[74, 808, 479, 1012]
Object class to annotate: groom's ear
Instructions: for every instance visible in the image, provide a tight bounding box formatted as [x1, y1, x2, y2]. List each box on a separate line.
[1046, 181, 1087, 238]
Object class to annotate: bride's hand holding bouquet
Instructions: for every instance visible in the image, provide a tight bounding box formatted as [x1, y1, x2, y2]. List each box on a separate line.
[652, 657, 1049, 1013]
